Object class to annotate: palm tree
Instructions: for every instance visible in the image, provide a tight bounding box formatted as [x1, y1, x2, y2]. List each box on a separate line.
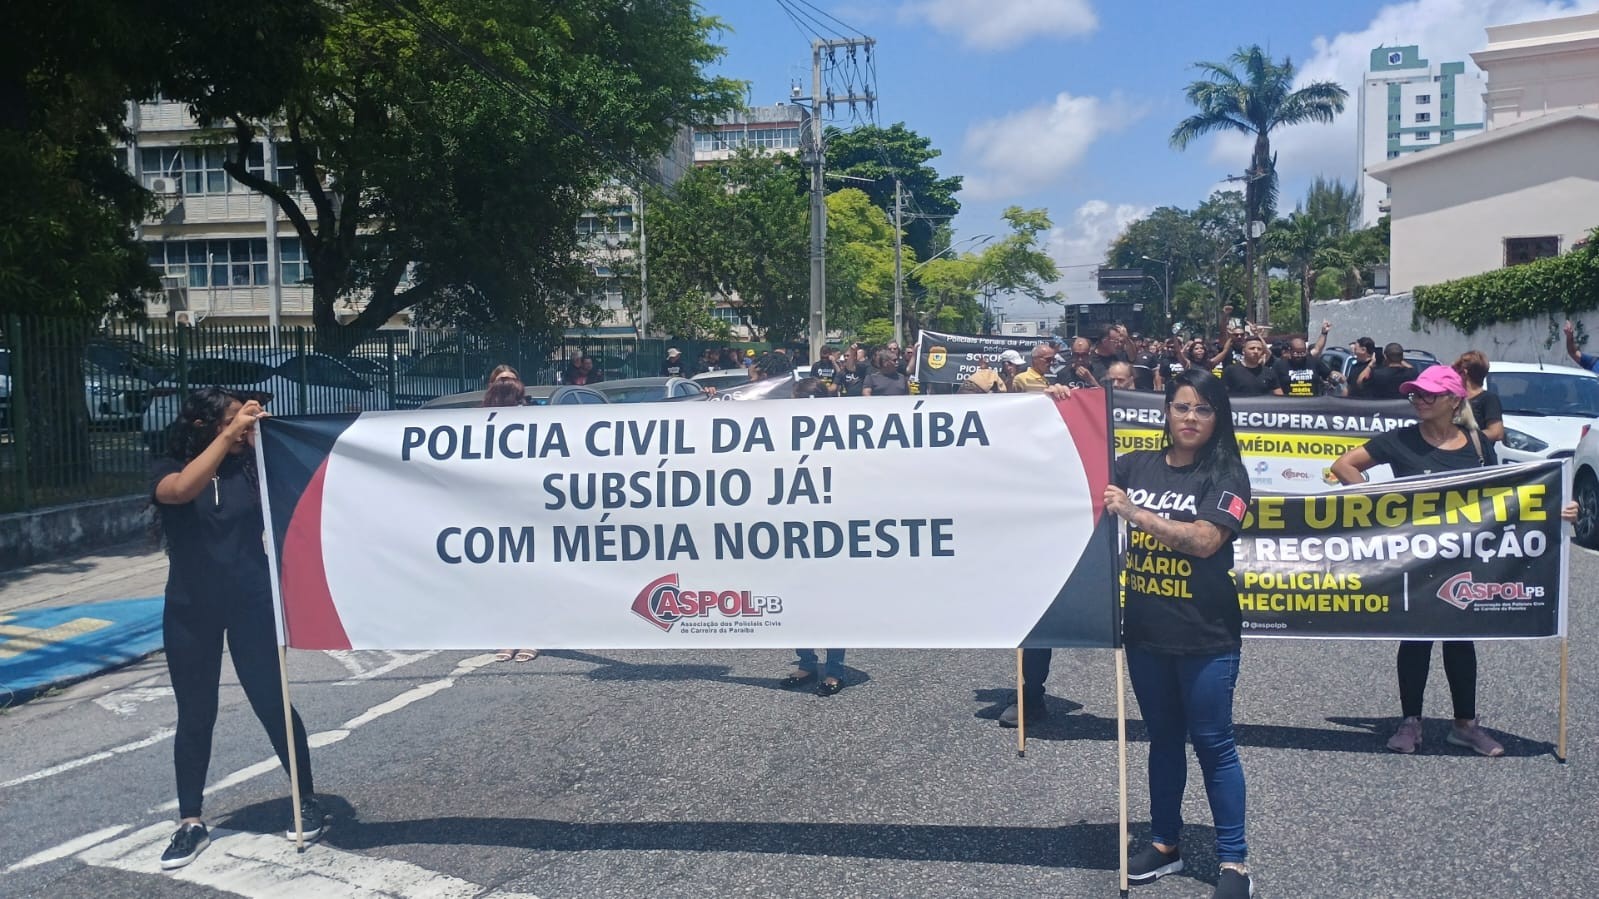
[1171, 46, 1348, 326]
[1266, 211, 1329, 331]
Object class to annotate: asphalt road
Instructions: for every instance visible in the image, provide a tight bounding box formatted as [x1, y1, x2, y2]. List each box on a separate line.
[2, 546, 1595, 898]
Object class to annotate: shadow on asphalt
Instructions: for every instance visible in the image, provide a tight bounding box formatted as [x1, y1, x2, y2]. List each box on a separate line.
[539, 650, 874, 694]
[0, 539, 158, 593]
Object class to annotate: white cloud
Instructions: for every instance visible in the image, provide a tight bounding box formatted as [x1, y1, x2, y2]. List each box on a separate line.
[900, 0, 1098, 51]
[1200, 1, 1599, 194]
[1000, 200, 1151, 317]
[961, 93, 1142, 200]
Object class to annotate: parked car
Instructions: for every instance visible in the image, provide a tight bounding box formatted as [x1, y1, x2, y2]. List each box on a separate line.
[1320, 346, 1438, 396]
[0, 350, 146, 429]
[391, 349, 494, 408]
[1572, 422, 1599, 549]
[693, 368, 755, 391]
[85, 336, 176, 386]
[1486, 361, 1599, 464]
[595, 377, 710, 404]
[141, 351, 391, 450]
[420, 384, 609, 409]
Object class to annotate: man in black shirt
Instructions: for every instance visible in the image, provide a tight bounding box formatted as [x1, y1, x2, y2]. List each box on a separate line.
[1345, 337, 1376, 397]
[1360, 342, 1413, 400]
[660, 348, 691, 378]
[1271, 335, 1331, 397]
[812, 346, 839, 388]
[1132, 336, 1160, 391]
[1222, 336, 1278, 396]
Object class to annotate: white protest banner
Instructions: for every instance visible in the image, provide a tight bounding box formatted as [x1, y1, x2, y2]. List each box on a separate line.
[258, 392, 1119, 651]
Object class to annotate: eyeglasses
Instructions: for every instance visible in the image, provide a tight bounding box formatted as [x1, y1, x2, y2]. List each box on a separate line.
[1169, 402, 1216, 420]
[1406, 392, 1446, 405]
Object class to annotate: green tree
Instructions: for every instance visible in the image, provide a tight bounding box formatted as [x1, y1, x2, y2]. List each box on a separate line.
[1106, 192, 1246, 335]
[207, 0, 742, 351]
[825, 188, 906, 335]
[824, 123, 961, 266]
[1302, 176, 1361, 237]
[1171, 45, 1348, 324]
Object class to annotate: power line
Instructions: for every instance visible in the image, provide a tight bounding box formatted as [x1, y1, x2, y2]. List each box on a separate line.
[791, 0, 862, 37]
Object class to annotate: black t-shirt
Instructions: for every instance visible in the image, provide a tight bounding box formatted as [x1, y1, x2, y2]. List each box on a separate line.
[1055, 362, 1098, 390]
[1114, 450, 1250, 655]
[661, 359, 690, 377]
[1346, 359, 1371, 397]
[836, 364, 866, 397]
[812, 359, 838, 385]
[150, 454, 272, 607]
[1133, 353, 1159, 391]
[863, 370, 909, 396]
[1272, 356, 1331, 397]
[1221, 361, 1277, 396]
[1365, 364, 1411, 400]
[1362, 424, 1495, 477]
[1160, 356, 1187, 385]
[1469, 390, 1503, 430]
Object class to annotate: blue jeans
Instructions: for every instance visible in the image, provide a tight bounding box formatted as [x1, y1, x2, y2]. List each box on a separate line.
[795, 649, 845, 679]
[1126, 647, 1247, 863]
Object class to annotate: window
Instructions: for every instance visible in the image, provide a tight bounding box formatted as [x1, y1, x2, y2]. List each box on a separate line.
[1388, 132, 1399, 140]
[1415, 131, 1431, 141]
[245, 143, 302, 190]
[185, 359, 272, 385]
[711, 306, 743, 325]
[1415, 112, 1431, 123]
[1505, 236, 1560, 267]
[1416, 94, 1432, 105]
[1387, 150, 1399, 159]
[280, 238, 309, 285]
[693, 126, 801, 152]
[277, 355, 368, 390]
[144, 239, 274, 287]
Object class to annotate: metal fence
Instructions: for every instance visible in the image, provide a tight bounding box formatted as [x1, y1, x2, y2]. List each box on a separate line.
[0, 315, 767, 513]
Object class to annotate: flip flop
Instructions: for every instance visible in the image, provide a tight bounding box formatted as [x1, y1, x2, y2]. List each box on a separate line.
[513, 649, 538, 663]
[494, 650, 514, 662]
[779, 671, 817, 688]
[817, 678, 844, 696]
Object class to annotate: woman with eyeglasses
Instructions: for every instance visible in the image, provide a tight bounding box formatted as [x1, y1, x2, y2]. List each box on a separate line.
[1330, 366, 1578, 757]
[1100, 368, 1255, 899]
[484, 365, 538, 664]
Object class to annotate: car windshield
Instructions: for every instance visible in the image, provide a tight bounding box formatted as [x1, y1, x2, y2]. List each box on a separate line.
[600, 385, 667, 403]
[696, 372, 751, 390]
[1491, 372, 1599, 417]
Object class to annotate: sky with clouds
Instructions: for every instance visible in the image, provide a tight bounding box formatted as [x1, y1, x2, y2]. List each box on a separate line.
[698, 0, 1599, 324]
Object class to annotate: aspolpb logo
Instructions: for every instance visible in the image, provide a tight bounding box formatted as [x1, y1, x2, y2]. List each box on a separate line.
[1435, 572, 1543, 611]
[631, 573, 784, 632]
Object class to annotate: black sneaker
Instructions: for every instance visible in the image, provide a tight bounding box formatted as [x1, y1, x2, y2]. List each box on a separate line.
[998, 699, 1048, 728]
[285, 794, 329, 841]
[1127, 843, 1183, 883]
[1213, 867, 1253, 898]
[160, 822, 210, 870]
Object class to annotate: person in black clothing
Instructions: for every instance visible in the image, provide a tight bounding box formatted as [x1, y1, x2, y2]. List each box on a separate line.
[150, 388, 327, 870]
[1359, 342, 1412, 399]
[1158, 337, 1188, 388]
[835, 345, 868, 397]
[1270, 336, 1332, 397]
[1453, 350, 1505, 443]
[660, 348, 691, 378]
[1345, 337, 1377, 397]
[1058, 337, 1100, 389]
[1220, 335, 1277, 396]
[1107, 368, 1254, 899]
[861, 349, 909, 396]
[812, 346, 840, 388]
[1132, 336, 1161, 391]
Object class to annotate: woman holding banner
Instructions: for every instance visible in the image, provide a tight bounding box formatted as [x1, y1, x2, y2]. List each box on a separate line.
[1100, 368, 1254, 899]
[1331, 366, 1578, 756]
[150, 388, 326, 869]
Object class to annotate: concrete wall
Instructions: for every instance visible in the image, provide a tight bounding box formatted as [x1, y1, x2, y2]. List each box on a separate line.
[0, 495, 153, 570]
[1313, 293, 1590, 367]
[1385, 116, 1599, 292]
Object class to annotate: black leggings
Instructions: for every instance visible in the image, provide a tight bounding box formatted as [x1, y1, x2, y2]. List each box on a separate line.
[1397, 640, 1477, 720]
[165, 595, 314, 819]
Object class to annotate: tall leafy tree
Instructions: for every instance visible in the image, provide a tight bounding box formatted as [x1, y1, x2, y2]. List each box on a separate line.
[1170, 46, 1347, 324]
[824, 123, 961, 267]
[1301, 176, 1361, 238]
[206, 0, 742, 350]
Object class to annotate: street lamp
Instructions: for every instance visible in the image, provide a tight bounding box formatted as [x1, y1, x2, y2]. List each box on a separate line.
[1140, 255, 1171, 325]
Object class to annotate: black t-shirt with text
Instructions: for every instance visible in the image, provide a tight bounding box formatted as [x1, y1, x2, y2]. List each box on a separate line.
[836, 364, 865, 397]
[1160, 356, 1187, 385]
[1114, 450, 1250, 655]
[661, 360, 691, 377]
[1361, 424, 1495, 477]
[1221, 361, 1277, 396]
[1133, 352, 1159, 390]
[150, 454, 272, 608]
[812, 359, 838, 385]
[1272, 356, 1330, 397]
[1365, 364, 1411, 400]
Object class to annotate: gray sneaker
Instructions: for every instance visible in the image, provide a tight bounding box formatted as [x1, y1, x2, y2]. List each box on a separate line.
[1447, 720, 1505, 757]
[1387, 716, 1423, 754]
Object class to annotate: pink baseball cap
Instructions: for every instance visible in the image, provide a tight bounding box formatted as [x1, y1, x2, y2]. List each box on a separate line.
[1400, 365, 1466, 398]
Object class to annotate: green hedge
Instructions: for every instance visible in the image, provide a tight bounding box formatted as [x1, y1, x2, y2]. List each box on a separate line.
[1412, 227, 1599, 334]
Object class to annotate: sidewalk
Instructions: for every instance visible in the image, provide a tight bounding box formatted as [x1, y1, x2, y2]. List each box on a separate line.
[0, 542, 169, 707]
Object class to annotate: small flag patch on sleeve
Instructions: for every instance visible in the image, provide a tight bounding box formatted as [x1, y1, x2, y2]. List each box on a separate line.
[1219, 491, 1247, 522]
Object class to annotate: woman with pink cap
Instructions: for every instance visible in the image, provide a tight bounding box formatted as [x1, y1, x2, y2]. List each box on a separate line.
[1331, 365, 1577, 756]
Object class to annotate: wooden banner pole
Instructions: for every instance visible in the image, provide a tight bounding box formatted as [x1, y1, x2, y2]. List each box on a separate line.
[1558, 637, 1569, 763]
[1116, 647, 1129, 898]
[1016, 649, 1026, 758]
[279, 645, 306, 850]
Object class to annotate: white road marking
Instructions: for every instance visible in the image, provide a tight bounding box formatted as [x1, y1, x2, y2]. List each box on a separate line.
[93, 685, 176, 716]
[328, 650, 440, 685]
[77, 823, 540, 898]
[6, 825, 131, 872]
[1, 728, 175, 789]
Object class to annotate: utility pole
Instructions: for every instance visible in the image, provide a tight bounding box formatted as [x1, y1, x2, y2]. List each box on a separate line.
[637, 187, 649, 338]
[804, 36, 877, 357]
[892, 177, 903, 346]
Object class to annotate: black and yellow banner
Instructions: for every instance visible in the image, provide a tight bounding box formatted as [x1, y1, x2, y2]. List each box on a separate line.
[1235, 460, 1568, 640]
[914, 329, 1044, 388]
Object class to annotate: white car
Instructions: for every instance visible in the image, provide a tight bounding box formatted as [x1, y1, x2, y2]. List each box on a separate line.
[1571, 422, 1599, 548]
[142, 350, 390, 449]
[1486, 361, 1599, 464]
[0, 350, 146, 428]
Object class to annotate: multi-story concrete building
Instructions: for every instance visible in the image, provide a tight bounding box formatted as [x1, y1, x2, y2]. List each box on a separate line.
[1369, 11, 1599, 293]
[1357, 45, 1487, 225]
[691, 104, 805, 165]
